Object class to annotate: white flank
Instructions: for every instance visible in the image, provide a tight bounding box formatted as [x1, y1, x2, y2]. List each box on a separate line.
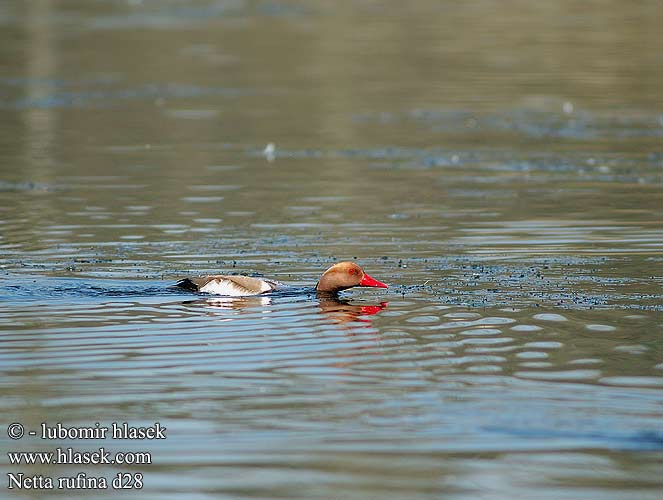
[199, 278, 273, 296]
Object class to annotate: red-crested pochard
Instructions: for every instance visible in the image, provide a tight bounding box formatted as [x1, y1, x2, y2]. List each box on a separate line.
[176, 261, 388, 297]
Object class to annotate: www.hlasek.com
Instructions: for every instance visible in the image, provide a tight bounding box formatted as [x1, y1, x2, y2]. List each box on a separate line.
[6, 422, 166, 491]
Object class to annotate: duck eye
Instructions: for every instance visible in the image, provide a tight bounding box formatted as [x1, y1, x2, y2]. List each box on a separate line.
[348, 268, 357, 275]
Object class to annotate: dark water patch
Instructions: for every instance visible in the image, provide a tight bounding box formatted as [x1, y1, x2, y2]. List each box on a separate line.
[22, 0, 315, 32]
[0, 74, 121, 89]
[87, 0, 247, 30]
[0, 276, 182, 302]
[1, 0, 249, 32]
[483, 426, 663, 452]
[2, 83, 251, 110]
[355, 108, 663, 141]
[0, 180, 66, 192]
[245, 145, 663, 185]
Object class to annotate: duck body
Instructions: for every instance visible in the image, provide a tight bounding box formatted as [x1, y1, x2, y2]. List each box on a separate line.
[176, 261, 388, 297]
[176, 275, 282, 296]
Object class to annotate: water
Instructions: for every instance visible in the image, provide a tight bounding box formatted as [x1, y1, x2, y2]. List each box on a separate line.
[1, 1, 662, 498]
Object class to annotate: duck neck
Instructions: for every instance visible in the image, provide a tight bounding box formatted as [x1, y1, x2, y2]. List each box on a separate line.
[315, 279, 343, 294]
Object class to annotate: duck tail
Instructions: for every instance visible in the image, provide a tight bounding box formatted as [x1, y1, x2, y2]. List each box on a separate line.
[175, 278, 199, 291]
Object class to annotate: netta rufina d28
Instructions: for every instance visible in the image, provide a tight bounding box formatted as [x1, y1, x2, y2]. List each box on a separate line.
[176, 261, 388, 297]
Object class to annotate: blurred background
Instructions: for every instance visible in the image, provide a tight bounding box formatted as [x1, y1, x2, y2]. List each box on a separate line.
[1, 1, 662, 499]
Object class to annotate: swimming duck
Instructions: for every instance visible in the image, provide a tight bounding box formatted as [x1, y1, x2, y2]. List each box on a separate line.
[176, 261, 388, 296]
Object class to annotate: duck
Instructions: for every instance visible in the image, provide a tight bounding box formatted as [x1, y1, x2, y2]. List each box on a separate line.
[175, 261, 388, 297]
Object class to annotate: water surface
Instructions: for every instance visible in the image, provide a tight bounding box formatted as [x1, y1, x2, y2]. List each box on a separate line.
[1, 1, 662, 499]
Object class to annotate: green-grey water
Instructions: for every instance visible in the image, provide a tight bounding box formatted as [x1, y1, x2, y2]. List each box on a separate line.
[1, 1, 662, 498]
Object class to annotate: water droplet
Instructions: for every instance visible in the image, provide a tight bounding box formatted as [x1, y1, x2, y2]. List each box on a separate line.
[263, 142, 275, 162]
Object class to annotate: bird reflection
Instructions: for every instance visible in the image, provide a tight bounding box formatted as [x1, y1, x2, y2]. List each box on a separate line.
[198, 296, 272, 309]
[318, 297, 388, 326]
[182, 295, 387, 328]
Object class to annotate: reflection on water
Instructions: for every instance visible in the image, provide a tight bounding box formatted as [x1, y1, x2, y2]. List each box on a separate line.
[318, 297, 388, 327]
[0, 285, 661, 499]
[194, 295, 274, 309]
[1, 0, 663, 499]
[184, 295, 387, 329]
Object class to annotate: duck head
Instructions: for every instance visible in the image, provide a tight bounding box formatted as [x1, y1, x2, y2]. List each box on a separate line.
[315, 261, 388, 294]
